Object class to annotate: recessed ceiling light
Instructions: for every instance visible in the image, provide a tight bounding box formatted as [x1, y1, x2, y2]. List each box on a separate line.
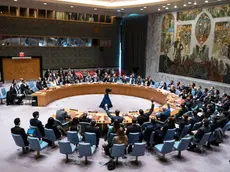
[70, 6, 74, 8]
[167, 4, 170, 5]
[183, 4, 187, 6]
[166, 7, 169, 10]
[158, 8, 161, 11]
[94, 8, 97, 10]
[162, 6, 166, 8]
[121, 8, 124, 10]
[188, 1, 192, 4]
[194, 2, 197, 5]
[14, 0, 18, 1]
[140, 8, 143, 10]
[117, 9, 120, 12]
[205, 0, 208, 3]
[174, 5, 177, 8]
[0, 11, 2, 14]
[143, 7, 147, 8]
[44, 3, 47, 5]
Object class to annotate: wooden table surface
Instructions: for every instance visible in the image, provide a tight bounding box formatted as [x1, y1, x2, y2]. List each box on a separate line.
[33, 83, 183, 124]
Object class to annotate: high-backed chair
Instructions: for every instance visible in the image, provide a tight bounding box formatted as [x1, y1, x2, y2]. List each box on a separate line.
[109, 133, 117, 145]
[192, 122, 202, 131]
[130, 143, 146, 164]
[154, 140, 175, 159]
[85, 132, 97, 146]
[173, 137, 191, 157]
[141, 122, 151, 131]
[79, 122, 90, 135]
[223, 122, 230, 136]
[54, 119, 70, 130]
[44, 128, 58, 147]
[29, 126, 42, 139]
[179, 124, 191, 138]
[67, 131, 81, 145]
[58, 140, 76, 162]
[111, 144, 126, 164]
[0, 87, 7, 104]
[78, 142, 96, 164]
[197, 132, 212, 152]
[11, 134, 26, 152]
[164, 128, 176, 141]
[128, 132, 140, 145]
[27, 136, 48, 158]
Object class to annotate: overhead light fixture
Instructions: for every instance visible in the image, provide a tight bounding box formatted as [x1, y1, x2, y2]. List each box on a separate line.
[143, 7, 147, 8]
[44, 3, 47, 5]
[194, 1, 197, 5]
[188, 1, 192, 4]
[94, 8, 97, 10]
[117, 9, 120, 12]
[140, 8, 143, 10]
[14, 0, 18, 1]
[162, 6, 166, 8]
[174, 5, 177, 8]
[205, 0, 208, 3]
[167, 4, 170, 5]
[70, 6, 74, 8]
[166, 7, 169, 10]
[158, 8, 161, 11]
[0, 11, 2, 14]
[183, 4, 187, 6]
[121, 8, 124, 10]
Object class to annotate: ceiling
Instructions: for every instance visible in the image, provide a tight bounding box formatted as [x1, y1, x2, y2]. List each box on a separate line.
[0, 0, 229, 16]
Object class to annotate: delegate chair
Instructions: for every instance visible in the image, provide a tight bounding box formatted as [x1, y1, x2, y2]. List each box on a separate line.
[179, 124, 191, 138]
[154, 140, 175, 159]
[78, 142, 96, 164]
[164, 128, 176, 141]
[111, 144, 126, 164]
[79, 122, 90, 135]
[44, 128, 58, 147]
[54, 119, 70, 131]
[29, 82, 38, 92]
[58, 140, 76, 162]
[197, 132, 212, 152]
[130, 143, 146, 164]
[0, 87, 7, 104]
[223, 122, 230, 136]
[85, 132, 97, 146]
[11, 133, 27, 153]
[128, 132, 140, 145]
[141, 122, 151, 131]
[173, 137, 191, 157]
[67, 131, 81, 145]
[192, 122, 202, 131]
[29, 126, 42, 139]
[27, 136, 48, 158]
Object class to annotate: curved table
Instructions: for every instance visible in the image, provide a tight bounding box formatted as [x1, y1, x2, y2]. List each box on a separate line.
[32, 83, 183, 124]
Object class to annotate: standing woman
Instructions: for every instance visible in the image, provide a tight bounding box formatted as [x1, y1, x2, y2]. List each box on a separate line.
[99, 88, 113, 110]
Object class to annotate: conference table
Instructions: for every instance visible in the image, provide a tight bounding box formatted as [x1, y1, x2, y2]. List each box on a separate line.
[32, 83, 183, 124]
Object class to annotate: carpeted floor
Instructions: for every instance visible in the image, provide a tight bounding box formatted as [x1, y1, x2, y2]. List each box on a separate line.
[0, 94, 229, 172]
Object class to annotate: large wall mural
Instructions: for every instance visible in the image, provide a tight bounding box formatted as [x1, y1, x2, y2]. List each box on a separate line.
[160, 14, 174, 54]
[159, 3, 230, 84]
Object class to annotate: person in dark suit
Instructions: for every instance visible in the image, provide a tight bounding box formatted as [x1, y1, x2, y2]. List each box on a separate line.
[136, 76, 143, 85]
[11, 118, 29, 147]
[20, 80, 33, 95]
[10, 82, 23, 105]
[189, 111, 201, 128]
[69, 117, 81, 132]
[161, 117, 176, 138]
[126, 117, 141, 136]
[111, 74, 118, 83]
[85, 120, 100, 147]
[137, 99, 155, 125]
[105, 106, 124, 123]
[144, 77, 151, 86]
[221, 95, 230, 111]
[45, 117, 62, 139]
[36, 77, 43, 90]
[79, 113, 91, 123]
[56, 109, 71, 124]
[194, 86, 203, 100]
[127, 75, 135, 84]
[176, 114, 189, 136]
[30, 111, 45, 137]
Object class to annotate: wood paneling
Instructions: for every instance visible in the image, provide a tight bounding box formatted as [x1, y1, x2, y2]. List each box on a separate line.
[2, 58, 40, 81]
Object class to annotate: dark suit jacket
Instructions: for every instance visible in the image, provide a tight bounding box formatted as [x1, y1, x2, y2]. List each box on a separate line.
[30, 118, 45, 137]
[162, 123, 176, 137]
[126, 124, 141, 136]
[36, 81, 43, 90]
[20, 83, 30, 94]
[80, 117, 91, 123]
[45, 123, 61, 139]
[105, 110, 124, 123]
[11, 126, 29, 146]
[194, 126, 211, 142]
[85, 125, 100, 146]
[137, 103, 155, 125]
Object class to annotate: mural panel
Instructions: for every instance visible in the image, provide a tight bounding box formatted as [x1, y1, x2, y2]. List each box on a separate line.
[176, 25, 192, 55]
[160, 14, 174, 54]
[208, 4, 230, 18]
[177, 9, 202, 21]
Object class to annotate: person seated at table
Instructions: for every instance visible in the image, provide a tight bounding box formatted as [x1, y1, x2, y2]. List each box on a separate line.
[36, 77, 44, 90]
[144, 76, 151, 86]
[9, 81, 24, 105]
[111, 73, 118, 83]
[176, 114, 189, 137]
[100, 88, 113, 110]
[11, 118, 29, 148]
[41, 77, 48, 89]
[45, 117, 62, 140]
[20, 79, 34, 95]
[105, 106, 123, 123]
[188, 118, 211, 152]
[127, 74, 135, 84]
[161, 117, 176, 139]
[169, 85, 176, 94]
[85, 74, 91, 82]
[56, 109, 71, 124]
[126, 117, 141, 136]
[30, 111, 45, 137]
[69, 117, 81, 132]
[168, 80, 174, 87]
[137, 99, 155, 125]
[143, 117, 161, 146]
[79, 112, 91, 123]
[136, 75, 143, 85]
[189, 110, 201, 128]
[121, 74, 128, 83]
[85, 120, 100, 148]
[156, 103, 171, 122]
[160, 82, 167, 90]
